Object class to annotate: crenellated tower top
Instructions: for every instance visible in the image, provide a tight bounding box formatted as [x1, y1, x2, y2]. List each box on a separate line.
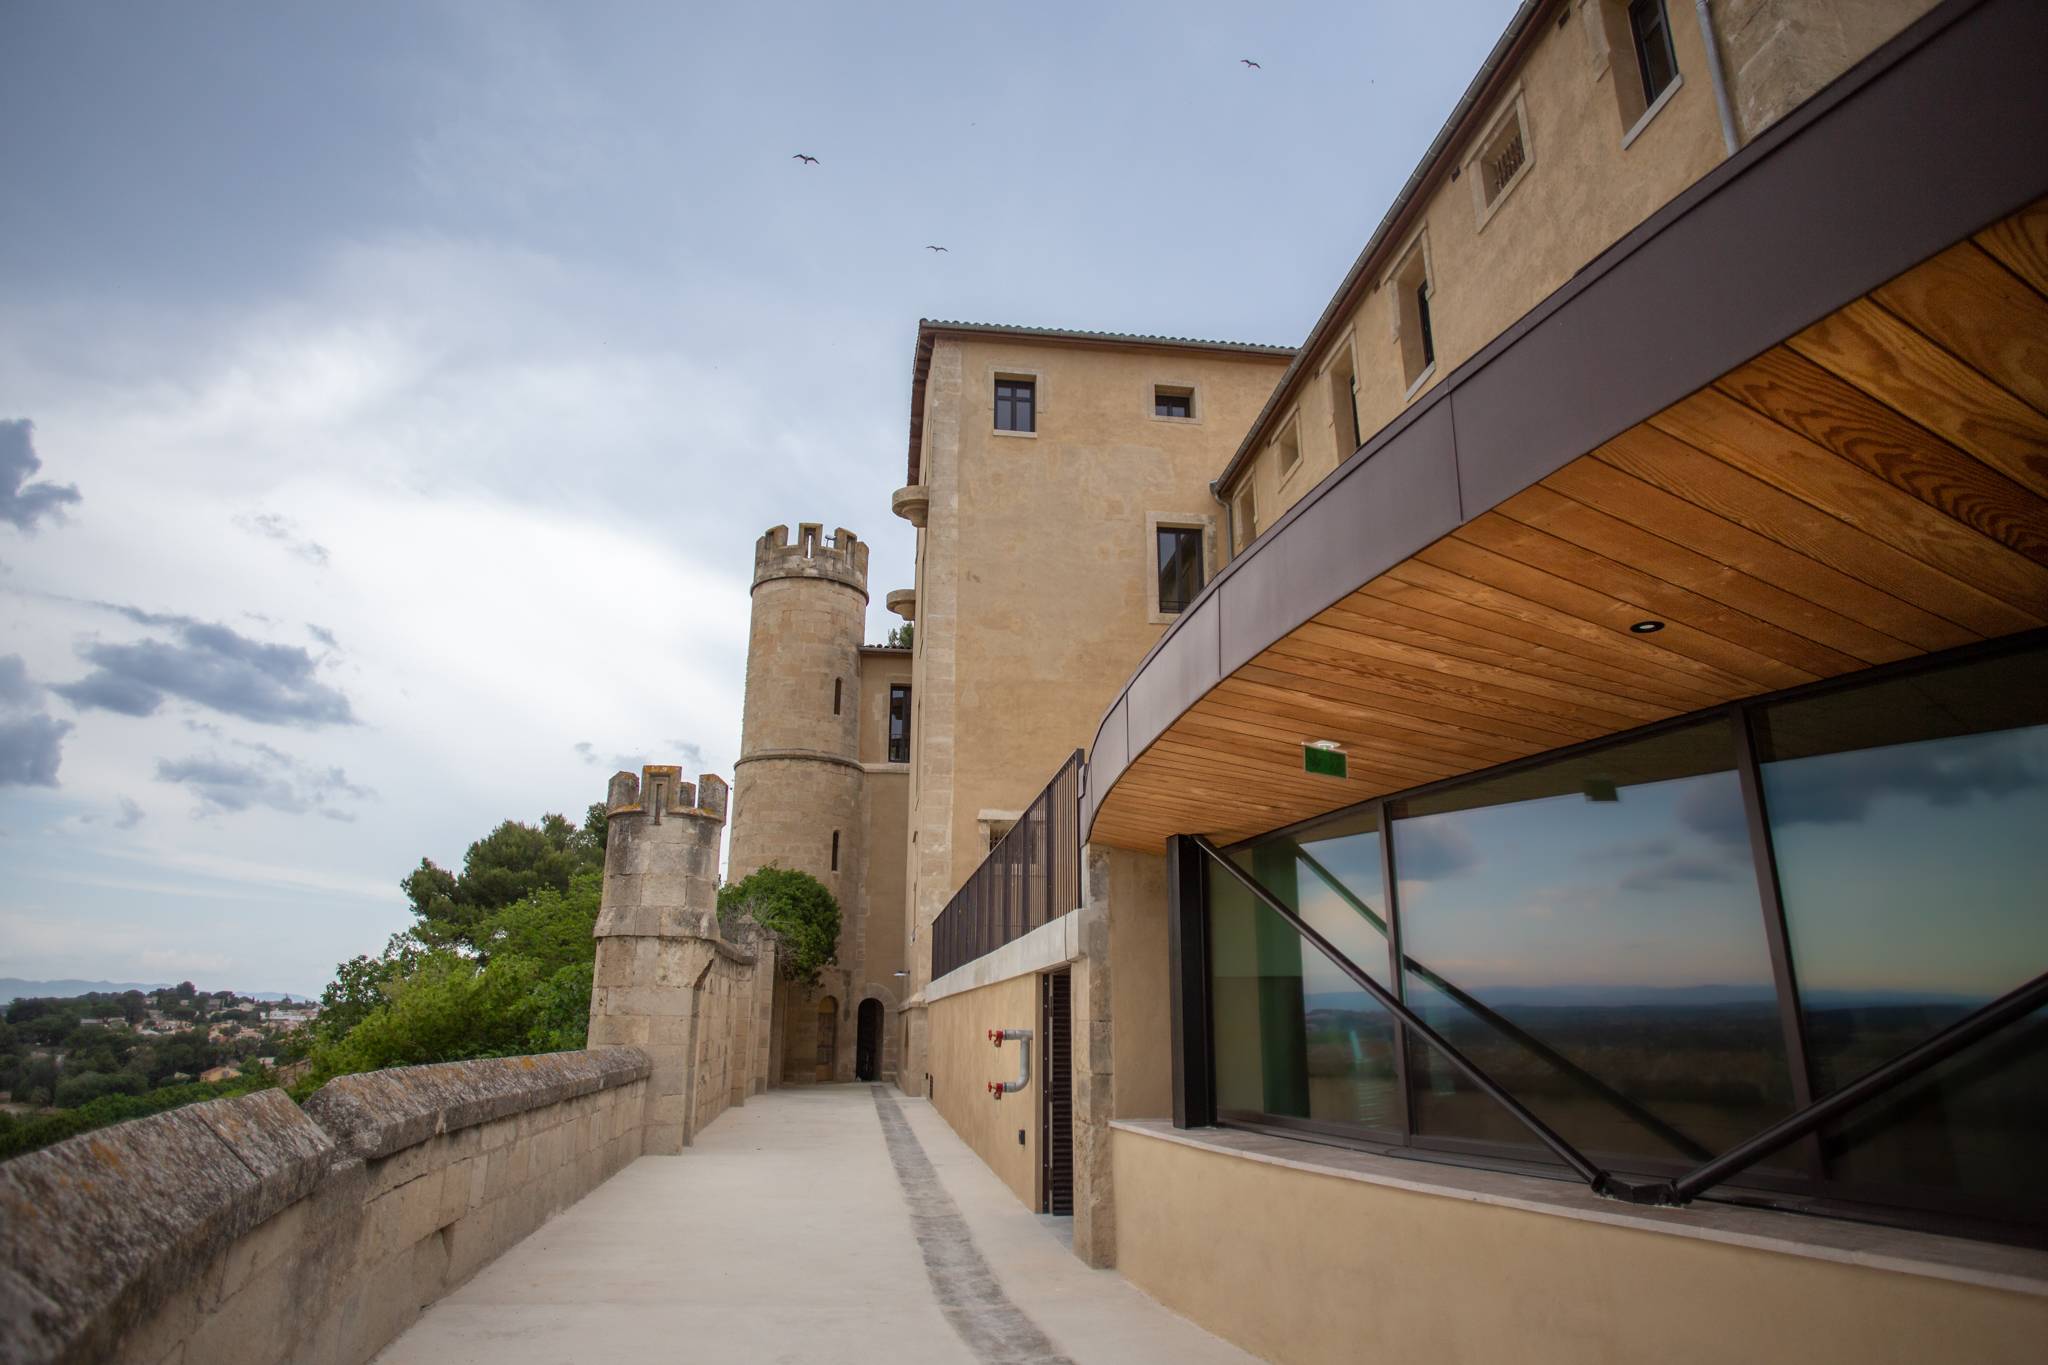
[752, 523, 869, 599]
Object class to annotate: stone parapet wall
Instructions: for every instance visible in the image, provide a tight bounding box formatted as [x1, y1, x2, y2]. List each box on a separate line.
[0, 1048, 651, 1365]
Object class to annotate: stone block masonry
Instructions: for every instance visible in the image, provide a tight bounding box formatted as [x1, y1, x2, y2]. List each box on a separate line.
[2, 762, 780, 1364]
[587, 763, 777, 1152]
[0, 1048, 650, 1365]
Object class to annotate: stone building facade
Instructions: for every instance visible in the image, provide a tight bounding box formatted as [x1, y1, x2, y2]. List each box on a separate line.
[727, 523, 911, 1086]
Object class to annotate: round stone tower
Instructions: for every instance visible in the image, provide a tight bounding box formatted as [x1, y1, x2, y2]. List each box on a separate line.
[728, 522, 869, 1083]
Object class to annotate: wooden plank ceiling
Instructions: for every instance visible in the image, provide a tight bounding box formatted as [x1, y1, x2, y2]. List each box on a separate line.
[1091, 200, 2048, 852]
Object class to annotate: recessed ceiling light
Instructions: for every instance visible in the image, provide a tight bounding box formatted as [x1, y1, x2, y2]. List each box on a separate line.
[1307, 739, 1345, 751]
[1629, 620, 1665, 634]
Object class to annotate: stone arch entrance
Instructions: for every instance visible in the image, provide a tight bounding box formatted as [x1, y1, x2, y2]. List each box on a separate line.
[815, 996, 838, 1082]
[855, 998, 884, 1081]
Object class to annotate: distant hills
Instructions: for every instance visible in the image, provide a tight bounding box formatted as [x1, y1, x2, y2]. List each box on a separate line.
[0, 979, 311, 1005]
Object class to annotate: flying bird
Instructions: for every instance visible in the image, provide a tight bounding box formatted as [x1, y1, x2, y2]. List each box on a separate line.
[792, 153, 819, 165]
[926, 245, 948, 253]
[1241, 58, 1260, 69]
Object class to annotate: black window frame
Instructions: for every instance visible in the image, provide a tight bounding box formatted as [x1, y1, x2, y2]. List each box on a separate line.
[1415, 278, 1436, 370]
[1628, 0, 1680, 110]
[995, 377, 1036, 433]
[1155, 525, 1205, 615]
[887, 683, 912, 764]
[1174, 630, 2048, 1248]
[1155, 387, 1194, 419]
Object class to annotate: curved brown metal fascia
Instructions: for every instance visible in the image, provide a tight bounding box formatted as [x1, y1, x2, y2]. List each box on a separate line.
[1083, 0, 2048, 844]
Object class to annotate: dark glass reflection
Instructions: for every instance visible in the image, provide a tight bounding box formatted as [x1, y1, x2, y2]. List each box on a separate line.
[1210, 815, 1400, 1133]
[1757, 646, 2048, 1205]
[1392, 719, 1792, 1166]
[1156, 528, 1204, 615]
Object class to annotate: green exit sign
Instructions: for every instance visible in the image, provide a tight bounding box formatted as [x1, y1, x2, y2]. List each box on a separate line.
[1303, 744, 1347, 779]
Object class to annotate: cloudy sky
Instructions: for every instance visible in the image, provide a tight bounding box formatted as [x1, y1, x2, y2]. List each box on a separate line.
[0, 1, 1520, 995]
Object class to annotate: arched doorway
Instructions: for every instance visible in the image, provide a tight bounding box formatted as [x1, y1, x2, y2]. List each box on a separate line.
[815, 996, 838, 1082]
[855, 998, 884, 1081]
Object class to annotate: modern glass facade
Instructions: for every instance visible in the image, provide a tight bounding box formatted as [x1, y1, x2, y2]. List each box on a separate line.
[1199, 638, 2048, 1236]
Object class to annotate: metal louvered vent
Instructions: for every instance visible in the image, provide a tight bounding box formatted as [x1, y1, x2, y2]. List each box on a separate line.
[1042, 970, 1074, 1217]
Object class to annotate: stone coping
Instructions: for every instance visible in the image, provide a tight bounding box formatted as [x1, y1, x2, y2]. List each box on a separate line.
[304, 1048, 652, 1161]
[923, 910, 1080, 1005]
[1112, 1119, 2048, 1299]
[0, 1088, 338, 1365]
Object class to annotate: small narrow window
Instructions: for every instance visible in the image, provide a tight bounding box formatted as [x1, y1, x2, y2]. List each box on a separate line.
[831, 830, 840, 872]
[1628, 0, 1678, 109]
[1392, 240, 1436, 391]
[994, 378, 1036, 432]
[833, 677, 842, 715]
[1275, 418, 1301, 480]
[1232, 487, 1258, 552]
[1328, 348, 1361, 460]
[1156, 526, 1204, 615]
[1154, 385, 1194, 419]
[1416, 280, 1436, 369]
[888, 684, 912, 763]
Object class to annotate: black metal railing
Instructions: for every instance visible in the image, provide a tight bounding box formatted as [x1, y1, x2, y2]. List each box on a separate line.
[1193, 835, 2048, 1208]
[931, 751, 1083, 980]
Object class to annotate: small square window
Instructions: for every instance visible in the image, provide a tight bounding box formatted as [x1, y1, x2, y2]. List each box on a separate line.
[995, 378, 1035, 432]
[1156, 526, 1204, 615]
[1155, 386, 1194, 419]
[1472, 98, 1531, 218]
[1275, 419, 1302, 479]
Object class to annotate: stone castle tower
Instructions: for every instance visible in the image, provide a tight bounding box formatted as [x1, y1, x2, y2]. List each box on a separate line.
[728, 523, 871, 1084]
[587, 765, 775, 1153]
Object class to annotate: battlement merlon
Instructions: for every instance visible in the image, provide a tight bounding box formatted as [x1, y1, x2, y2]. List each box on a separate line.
[751, 521, 869, 597]
[605, 766, 730, 825]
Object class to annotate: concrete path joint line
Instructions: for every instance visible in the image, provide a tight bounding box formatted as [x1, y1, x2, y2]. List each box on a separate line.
[871, 1084, 1077, 1365]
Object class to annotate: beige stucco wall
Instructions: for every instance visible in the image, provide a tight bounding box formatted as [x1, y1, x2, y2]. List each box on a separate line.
[928, 972, 1043, 1209]
[1221, 0, 1937, 541]
[1717, 0, 1940, 141]
[1114, 1128, 2048, 1365]
[901, 335, 1289, 1090]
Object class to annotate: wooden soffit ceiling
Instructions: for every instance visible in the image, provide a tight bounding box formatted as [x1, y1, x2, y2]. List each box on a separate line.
[1088, 205, 2048, 852]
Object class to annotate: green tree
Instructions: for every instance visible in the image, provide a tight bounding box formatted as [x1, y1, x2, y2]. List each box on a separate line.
[302, 952, 543, 1083]
[315, 933, 428, 1043]
[884, 623, 913, 649]
[717, 865, 841, 984]
[401, 807, 607, 951]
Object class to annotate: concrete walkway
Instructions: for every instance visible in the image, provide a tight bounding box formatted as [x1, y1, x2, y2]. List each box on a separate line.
[378, 1084, 1258, 1365]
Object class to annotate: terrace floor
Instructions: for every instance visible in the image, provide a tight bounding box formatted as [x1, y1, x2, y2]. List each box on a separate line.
[377, 1083, 1257, 1364]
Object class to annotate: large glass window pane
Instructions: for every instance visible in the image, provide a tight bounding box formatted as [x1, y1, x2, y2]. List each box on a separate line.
[1392, 719, 1792, 1167]
[1210, 814, 1400, 1134]
[1757, 645, 2048, 1208]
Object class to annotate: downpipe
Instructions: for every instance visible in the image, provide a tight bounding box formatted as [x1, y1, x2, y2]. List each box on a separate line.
[1695, 0, 1741, 155]
[985, 1028, 1033, 1100]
